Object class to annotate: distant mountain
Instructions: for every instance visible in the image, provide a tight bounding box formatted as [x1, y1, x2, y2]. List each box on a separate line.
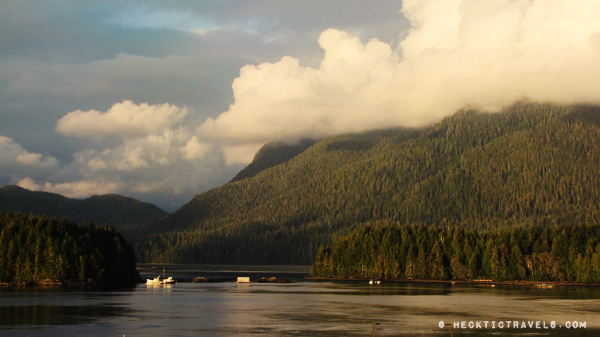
[0, 185, 167, 232]
[127, 103, 600, 265]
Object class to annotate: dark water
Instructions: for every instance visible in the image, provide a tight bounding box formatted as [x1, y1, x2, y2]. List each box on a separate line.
[1, 270, 599, 336]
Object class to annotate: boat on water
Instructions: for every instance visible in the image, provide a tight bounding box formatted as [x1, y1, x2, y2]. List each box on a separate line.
[163, 276, 177, 284]
[146, 267, 177, 285]
[146, 276, 162, 285]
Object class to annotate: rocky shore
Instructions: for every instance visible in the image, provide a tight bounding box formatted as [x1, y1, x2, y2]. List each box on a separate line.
[0, 278, 108, 287]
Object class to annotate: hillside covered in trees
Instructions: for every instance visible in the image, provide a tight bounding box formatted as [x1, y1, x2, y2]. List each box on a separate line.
[0, 185, 167, 233]
[0, 212, 139, 285]
[311, 223, 600, 282]
[230, 139, 316, 182]
[132, 102, 600, 265]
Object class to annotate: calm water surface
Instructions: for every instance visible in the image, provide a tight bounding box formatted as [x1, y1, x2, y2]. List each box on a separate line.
[1, 274, 599, 336]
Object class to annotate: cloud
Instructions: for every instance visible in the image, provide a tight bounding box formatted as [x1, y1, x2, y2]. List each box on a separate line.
[55, 100, 188, 139]
[199, 0, 600, 145]
[222, 143, 265, 166]
[0, 136, 60, 177]
[3, 101, 241, 211]
[181, 136, 211, 161]
[199, 31, 401, 144]
[11, 126, 239, 210]
[0, 0, 408, 211]
[6, 0, 600, 212]
[17, 178, 119, 198]
[0, 136, 26, 162]
[15, 178, 42, 192]
[16, 151, 43, 165]
[39, 101, 239, 210]
[0, 136, 62, 194]
[70, 126, 200, 174]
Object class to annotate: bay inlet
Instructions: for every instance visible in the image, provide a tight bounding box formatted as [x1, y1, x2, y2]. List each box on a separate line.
[1, 265, 599, 336]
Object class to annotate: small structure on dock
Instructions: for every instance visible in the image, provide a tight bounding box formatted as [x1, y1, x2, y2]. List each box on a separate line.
[237, 277, 251, 283]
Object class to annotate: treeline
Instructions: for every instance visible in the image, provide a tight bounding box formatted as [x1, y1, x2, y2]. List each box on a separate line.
[0, 212, 139, 285]
[133, 103, 600, 264]
[137, 221, 333, 264]
[311, 223, 600, 283]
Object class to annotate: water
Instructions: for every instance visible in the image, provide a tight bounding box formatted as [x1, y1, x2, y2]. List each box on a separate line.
[1, 269, 599, 336]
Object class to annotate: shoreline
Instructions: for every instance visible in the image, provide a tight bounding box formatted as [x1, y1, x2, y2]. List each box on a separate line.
[305, 277, 600, 287]
[0, 278, 140, 288]
[0, 280, 106, 287]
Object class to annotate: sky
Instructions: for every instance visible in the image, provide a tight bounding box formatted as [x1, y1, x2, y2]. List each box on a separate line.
[1, 0, 600, 212]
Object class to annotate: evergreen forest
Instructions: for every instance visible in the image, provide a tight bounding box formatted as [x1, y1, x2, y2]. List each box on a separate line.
[0, 185, 167, 233]
[311, 223, 600, 282]
[0, 212, 139, 285]
[131, 102, 600, 265]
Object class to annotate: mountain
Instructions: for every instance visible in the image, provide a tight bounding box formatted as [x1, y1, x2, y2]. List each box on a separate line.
[131, 102, 600, 265]
[0, 185, 168, 232]
[230, 138, 316, 182]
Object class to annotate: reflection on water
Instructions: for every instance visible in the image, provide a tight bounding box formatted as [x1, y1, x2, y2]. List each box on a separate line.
[0, 304, 133, 326]
[145, 284, 174, 292]
[1, 280, 599, 336]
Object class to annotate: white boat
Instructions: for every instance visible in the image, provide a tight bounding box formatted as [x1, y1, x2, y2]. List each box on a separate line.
[146, 276, 162, 285]
[146, 266, 177, 285]
[161, 266, 177, 284]
[163, 276, 177, 284]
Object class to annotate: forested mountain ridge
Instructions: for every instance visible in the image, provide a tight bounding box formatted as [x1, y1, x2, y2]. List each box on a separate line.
[0, 185, 168, 232]
[230, 138, 316, 182]
[133, 102, 600, 265]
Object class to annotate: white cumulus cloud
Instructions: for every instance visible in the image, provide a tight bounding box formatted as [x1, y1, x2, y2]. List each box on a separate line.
[0, 136, 60, 178]
[17, 178, 120, 198]
[55, 100, 189, 139]
[181, 136, 211, 161]
[199, 0, 600, 145]
[25, 101, 240, 210]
